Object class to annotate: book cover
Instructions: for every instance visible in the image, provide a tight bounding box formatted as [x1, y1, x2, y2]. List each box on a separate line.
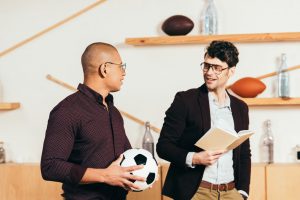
[194, 127, 254, 151]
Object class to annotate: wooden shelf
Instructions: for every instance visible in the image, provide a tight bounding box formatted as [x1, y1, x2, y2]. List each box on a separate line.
[126, 32, 300, 107]
[0, 102, 20, 110]
[242, 98, 300, 106]
[125, 32, 300, 46]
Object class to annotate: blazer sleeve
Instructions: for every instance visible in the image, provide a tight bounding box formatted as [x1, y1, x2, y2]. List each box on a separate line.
[156, 92, 190, 167]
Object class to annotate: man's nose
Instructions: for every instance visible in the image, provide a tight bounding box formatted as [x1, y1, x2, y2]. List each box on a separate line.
[206, 66, 214, 74]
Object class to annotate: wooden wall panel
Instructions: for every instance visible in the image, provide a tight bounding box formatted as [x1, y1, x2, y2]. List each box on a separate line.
[0, 163, 62, 200]
[266, 163, 300, 200]
[8, 162, 299, 200]
[249, 163, 266, 200]
[0, 163, 161, 200]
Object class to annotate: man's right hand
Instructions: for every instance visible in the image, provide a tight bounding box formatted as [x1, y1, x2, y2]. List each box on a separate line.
[192, 150, 226, 166]
[100, 155, 145, 190]
[81, 155, 145, 190]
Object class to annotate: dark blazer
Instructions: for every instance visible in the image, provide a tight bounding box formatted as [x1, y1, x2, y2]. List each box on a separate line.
[156, 84, 251, 200]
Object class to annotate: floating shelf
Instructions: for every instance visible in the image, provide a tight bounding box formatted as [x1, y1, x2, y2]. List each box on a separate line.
[125, 32, 300, 46]
[242, 98, 300, 106]
[0, 102, 20, 110]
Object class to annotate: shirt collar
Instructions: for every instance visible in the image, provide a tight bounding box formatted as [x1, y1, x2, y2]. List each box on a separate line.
[208, 91, 231, 109]
[77, 83, 114, 105]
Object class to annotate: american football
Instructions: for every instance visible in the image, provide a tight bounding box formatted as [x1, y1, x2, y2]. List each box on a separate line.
[230, 77, 266, 98]
[161, 15, 194, 36]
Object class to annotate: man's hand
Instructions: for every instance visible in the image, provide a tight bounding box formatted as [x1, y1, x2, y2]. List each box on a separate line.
[101, 155, 145, 190]
[81, 155, 145, 190]
[192, 150, 226, 166]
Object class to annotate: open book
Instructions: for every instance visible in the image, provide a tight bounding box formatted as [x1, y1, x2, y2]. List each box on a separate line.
[195, 127, 254, 151]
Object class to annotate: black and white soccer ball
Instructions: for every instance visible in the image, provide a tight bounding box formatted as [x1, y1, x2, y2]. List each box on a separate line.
[120, 148, 158, 192]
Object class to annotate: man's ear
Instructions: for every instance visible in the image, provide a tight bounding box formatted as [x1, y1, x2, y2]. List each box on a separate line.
[228, 66, 236, 78]
[99, 64, 107, 78]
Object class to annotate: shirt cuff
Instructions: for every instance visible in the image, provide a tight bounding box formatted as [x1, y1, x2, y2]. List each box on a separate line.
[186, 152, 195, 168]
[70, 165, 87, 184]
[238, 190, 249, 198]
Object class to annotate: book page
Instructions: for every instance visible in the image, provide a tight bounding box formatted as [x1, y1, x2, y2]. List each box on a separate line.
[195, 127, 254, 151]
[238, 130, 254, 136]
[195, 127, 238, 151]
[226, 132, 254, 150]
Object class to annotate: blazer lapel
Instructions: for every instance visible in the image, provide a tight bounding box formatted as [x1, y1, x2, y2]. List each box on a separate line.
[229, 95, 242, 132]
[198, 85, 211, 134]
[228, 92, 242, 159]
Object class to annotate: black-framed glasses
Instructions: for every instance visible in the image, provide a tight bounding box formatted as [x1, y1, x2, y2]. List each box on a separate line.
[100, 62, 126, 72]
[200, 62, 228, 75]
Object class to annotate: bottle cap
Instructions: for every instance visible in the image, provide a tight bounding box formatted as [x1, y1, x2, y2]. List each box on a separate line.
[265, 119, 271, 126]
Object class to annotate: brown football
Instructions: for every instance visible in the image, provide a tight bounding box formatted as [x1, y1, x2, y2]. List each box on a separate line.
[161, 15, 194, 36]
[230, 77, 266, 98]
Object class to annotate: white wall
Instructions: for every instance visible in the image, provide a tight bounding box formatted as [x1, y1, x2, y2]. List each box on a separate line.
[1, 0, 300, 163]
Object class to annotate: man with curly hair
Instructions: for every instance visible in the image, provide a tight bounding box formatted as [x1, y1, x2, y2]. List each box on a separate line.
[157, 40, 251, 200]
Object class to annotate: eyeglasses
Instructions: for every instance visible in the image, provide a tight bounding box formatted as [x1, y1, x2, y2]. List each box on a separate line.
[200, 62, 228, 75]
[100, 62, 126, 72]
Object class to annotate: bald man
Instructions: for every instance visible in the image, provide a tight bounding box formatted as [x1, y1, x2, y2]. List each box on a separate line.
[41, 42, 144, 200]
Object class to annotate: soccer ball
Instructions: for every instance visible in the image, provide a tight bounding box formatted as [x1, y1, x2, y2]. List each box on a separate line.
[120, 148, 158, 192]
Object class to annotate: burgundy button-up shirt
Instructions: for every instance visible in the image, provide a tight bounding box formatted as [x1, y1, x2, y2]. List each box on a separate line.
[41, 83, 131, 200]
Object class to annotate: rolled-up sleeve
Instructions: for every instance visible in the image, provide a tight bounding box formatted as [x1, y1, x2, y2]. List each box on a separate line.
[40, 105, 86, 185]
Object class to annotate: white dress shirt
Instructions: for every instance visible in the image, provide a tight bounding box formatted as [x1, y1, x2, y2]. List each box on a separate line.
[186, 92, 248, 197]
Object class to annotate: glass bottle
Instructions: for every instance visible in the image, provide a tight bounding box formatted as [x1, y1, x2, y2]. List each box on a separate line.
[142, 121, 154, 156]
[278, 53, 290, 98]
[294, 145, 300, 162]
[0, 79, 3, 102]
[0, 141, 6, 163]
[262, 120, 274, 164]
[200, 0, 218, 35]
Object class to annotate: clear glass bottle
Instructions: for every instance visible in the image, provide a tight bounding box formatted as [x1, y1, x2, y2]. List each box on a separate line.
[142, 121, 154, 156]
[0, 79, 3, 102]
[0, 141, 6, 163]
[200, 0, 218, 35]
[278, 53, 290, 98]
[262, 120, 274, 164]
